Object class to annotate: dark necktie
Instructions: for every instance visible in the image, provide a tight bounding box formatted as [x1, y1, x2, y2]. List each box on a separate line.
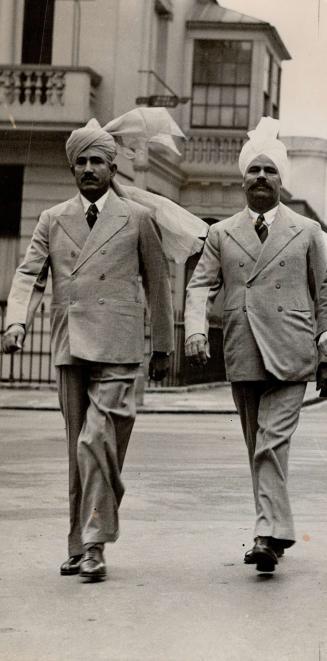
[86, 203, 98, 230]
[255, 214, 268, 243]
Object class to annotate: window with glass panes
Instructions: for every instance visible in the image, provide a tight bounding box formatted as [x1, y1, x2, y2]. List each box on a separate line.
[263, 50, 272, 116]
[22, 0, 55, 64]
[191, 40, 252, 129]
[271, 61, 281, 118]
[263, 49, 281, 118]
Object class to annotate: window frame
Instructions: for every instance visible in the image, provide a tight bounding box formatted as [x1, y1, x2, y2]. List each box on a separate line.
[262, 48, 281, 119]
[191, 39, 253, 130]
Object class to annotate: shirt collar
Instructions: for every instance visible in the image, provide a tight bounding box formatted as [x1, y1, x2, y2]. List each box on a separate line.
[80, 190, 110, 215]
[248, 204, 279, 227]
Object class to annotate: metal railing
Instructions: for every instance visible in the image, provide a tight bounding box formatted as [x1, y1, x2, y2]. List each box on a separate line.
[155, 309, 186, 387]
[0, 304, 225, 387]
[148, 310, 226, 387]
[0, 302, 54, 384]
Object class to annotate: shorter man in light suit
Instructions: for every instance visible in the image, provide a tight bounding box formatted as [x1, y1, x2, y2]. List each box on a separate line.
[184, 117, 327, 573]
[3, 113, 175, 581]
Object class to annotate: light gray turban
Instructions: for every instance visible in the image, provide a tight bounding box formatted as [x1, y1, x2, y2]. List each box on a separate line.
[66, 118, 117, 166]
[238, 117, 289, 185]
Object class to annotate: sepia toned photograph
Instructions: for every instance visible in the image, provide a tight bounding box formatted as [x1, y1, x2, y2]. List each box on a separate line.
[0, 1, 327, 660]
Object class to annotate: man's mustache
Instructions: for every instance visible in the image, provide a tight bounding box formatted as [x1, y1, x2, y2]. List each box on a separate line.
[81, 174, 98, 182]
[250, 181, 272, 190]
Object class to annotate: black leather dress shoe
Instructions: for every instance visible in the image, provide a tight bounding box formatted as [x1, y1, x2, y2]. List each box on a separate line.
[244, 539, 284, 564]
[250, 537, 278, 572]
[60, 554, 83, 576]
[79, 545, 106, 581]
[244, 547, 257, 564]
[270, 539, 285, 558]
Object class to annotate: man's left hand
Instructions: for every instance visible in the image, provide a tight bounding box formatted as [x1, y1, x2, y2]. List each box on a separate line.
[148, 352, 170, 381]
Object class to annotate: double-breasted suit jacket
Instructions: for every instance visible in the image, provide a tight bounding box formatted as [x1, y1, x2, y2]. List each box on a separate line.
[6, 188, 174, 363]
[185, 203, 327, 382]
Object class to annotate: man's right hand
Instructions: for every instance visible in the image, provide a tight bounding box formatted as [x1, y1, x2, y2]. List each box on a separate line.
[185, 333, 208, 367]
[2, 324, 25, 353]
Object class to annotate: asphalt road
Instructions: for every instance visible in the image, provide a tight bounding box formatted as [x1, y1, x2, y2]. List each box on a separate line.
[1, 404, 327, 661]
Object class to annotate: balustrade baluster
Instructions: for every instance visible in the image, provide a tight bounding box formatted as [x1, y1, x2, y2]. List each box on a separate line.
[210, 137, 216, 163]
[34, 71, 43, 104]
[188, 139, 193, 162]
[208, 137, 212, 162]
[191, 137, 196, 162]
[213, 138, 218, 162]
[222, 139, 228, 164]
[204, 138, 209, 163]
[25, 71, 33, 103]
[12, 70, 21, 103]
[217, 138, 222, 162]
[0, 70, 13, 104]
[0, 71, 5, 105]
[53, 71, 65, 105]
[195, 137, 201, 163]
[46, 71, 55, 104]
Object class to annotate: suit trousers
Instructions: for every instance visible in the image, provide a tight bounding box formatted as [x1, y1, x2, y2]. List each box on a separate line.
[231, 380, 306, 545]
[56, 363, 139, 556]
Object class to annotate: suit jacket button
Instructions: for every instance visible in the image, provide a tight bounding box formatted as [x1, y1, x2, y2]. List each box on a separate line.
[280, 260, 285, 266]
[71, 250, 77, 258]
[276, 283, 281, 289]
[278, 305, 283, 312]
[99, 274, 105, 280]
[100, 249, 106, 255]
[246, 283, 251, 288]
[98, 298, 105, 304]
[239, 262, 244, 267]
[242, 305, 247, 312]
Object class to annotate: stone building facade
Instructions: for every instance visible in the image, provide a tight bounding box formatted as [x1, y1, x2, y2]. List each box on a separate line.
[0, 0, 323, 385]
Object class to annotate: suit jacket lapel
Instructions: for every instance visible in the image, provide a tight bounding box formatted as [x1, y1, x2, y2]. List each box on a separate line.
[56, 194, 90, 249]
[247, 203, 304, 282]
[72, 188, 129, 272]
[225, 208, 262, 262]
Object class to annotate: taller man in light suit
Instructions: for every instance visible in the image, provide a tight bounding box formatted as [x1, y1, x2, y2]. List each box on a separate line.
[185, 117, 327, 573]
[2, 112, 175, 581]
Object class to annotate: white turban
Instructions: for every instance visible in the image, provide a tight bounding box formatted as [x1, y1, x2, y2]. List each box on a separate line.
[66, 107, 185, 166]
[238, 117, 289, 184]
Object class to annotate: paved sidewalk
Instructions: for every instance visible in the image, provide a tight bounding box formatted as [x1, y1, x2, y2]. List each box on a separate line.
[2, 405, 327, 661]
[0, 380, 322, 413]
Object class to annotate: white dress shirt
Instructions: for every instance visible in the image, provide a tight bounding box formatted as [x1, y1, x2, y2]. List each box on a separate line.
[80, 190, 110, 215]
[248, 204, 279, 232]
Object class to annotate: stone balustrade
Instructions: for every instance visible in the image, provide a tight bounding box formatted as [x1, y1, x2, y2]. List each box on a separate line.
[182, 134, 245, 166]
[0, 65, 101, 130]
